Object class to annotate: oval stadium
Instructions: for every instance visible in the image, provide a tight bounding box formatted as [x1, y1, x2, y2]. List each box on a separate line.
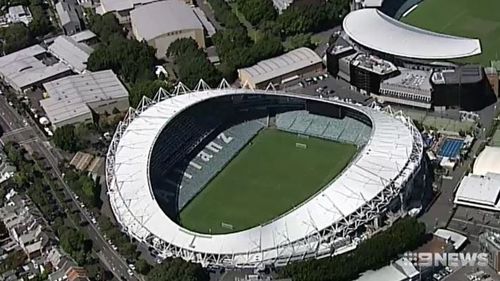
[105, 82, 424, 268]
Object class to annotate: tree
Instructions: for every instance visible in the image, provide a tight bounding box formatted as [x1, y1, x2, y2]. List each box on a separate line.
[147, 258, 209, 281]
[129, 80, 170, 107]
[236, 0, 276, 26]
[87, 35, 157, 84]
[167, 38, 222, 88]
[88, 13, 122, 42]
[136, 258, 152, 275]
[28, 4, 52, 38]
[279, 218, 427, 281]
[53, 125, 80, 152]
[284, 33, 314, 51]
[0, 23, 34, 54]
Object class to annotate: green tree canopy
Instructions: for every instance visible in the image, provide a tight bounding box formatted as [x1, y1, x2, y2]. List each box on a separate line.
[236, 0, 277, 26]
[167, 38, 222, 88]
[129, 80, 170, 107]
[53, 124, 81, 152]
[0, 23, 34, 54]
[88, 13, 123, 42]
[147, 258, 209, 281]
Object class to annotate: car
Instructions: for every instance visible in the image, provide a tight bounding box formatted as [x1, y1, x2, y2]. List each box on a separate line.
[127, 269, 134, 276]
[8, 101, 13, 106]
[129, 264, 136, 270]
[312, 77, 318, 82]
[111, 245, 118, 250]
[298, 82, 304, 88]
[322, 73, 329, 79]
[318, 75, 324, 81]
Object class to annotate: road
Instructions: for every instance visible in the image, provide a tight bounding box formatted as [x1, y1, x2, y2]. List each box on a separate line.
[0, 96, 139, 281]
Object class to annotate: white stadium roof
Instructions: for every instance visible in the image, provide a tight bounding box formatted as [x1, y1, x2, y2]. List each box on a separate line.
[343, 9, 481, 60]
[473, 146, 500, 176]
[107, 88, 423, 267]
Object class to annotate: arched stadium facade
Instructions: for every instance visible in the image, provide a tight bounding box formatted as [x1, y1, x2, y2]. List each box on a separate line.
[106, 81, 424, 268]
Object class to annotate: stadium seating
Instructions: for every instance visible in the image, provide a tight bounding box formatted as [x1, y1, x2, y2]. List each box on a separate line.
[275, 110, 371, 146]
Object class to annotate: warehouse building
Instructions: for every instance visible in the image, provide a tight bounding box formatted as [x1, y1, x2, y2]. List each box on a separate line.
[0, 45, 72, 93]
[40, 70, 129, 128]
[130, 0, 204, 59]
[377, 69, 433, 109]
[238, 47, 323, 89]
[48, 35, 93, 73]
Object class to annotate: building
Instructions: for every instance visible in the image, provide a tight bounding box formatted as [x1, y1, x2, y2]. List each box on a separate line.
[355, 257, 419, 281]
[473, 146, 500, 176]
[485, 67, 499, 96]
[0, 45, 72, 93]
[48, 36, 93, 73]
[0, 194, 51, 259]
[0, 151, 16, 184]
[65, 266, 90, 281]
[342, 8, 481, 61]
[348, 53, 398, 95]
[130, 0, 205, 59]
[238, 47, 323, 89]
[70, 30, 97, 45]
[6, 5, 32, 25]
[97, 0, 193, 24]
[55, 0, 84, 35]
[431, 65, 495, 111]
[479, 231, 500, 272]
[378, 69, 433, 109]
[40, 70, 129, 128]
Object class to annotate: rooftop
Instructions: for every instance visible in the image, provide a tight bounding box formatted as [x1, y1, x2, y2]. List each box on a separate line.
[130, 0, 202, 41]
[48, 36, 93, 73]
[40, 70, 128, 124]
[343, 8, 482, 60]
[238, 47, 323, 85]
[7, 5, 32, 25]
[455, 172, 500, 208]
[352, 53, 398, 75]
[380, 68, 433, 95]
[0, 45, 71, 91]
[55, 0, 82, 26]
[100, 0, 158, 13]
[473, 146, 500, 176]
[70, 30, 97, 43]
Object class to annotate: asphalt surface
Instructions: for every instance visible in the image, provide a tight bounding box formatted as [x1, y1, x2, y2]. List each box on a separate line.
[0, 96, 140, 281]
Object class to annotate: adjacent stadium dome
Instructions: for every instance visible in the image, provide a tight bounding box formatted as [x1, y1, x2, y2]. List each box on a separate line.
[106, 82, 424, 268]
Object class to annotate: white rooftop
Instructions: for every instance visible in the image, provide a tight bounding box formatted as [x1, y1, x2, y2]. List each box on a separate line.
[434, 229, 468, 250]
[473, 146, 500, 176]
[101, 0, 158, 12]
[108, 89, 422, 266]
[48, 36, 93, 73]
[0, 45, 71, 91]
[455, 173, 500, 208]
[130, 1, 202, 41]
[40, 70, 128, 124]
[238, 47, 322, 85]
[355, 263, 407, 281]
[343, 8, 482, 60]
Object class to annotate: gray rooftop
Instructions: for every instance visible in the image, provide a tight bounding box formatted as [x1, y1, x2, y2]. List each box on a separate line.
[239, 47, 322, 85]
[432, 65, 483, 85]
[381, 68, 433, 96]
[0, 45, 71, 91]
[48, 36, 93, 73]
[130, 0, 203, 41]
[352, 53, 398, 75]
[40, 70, 129, 124]
[55, 0, 82, 26]
[71, 30, 97, 43]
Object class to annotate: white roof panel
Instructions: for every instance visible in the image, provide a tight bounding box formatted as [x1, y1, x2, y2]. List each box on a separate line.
[473, 146, 500, 176]
[343, 9, 482, 60]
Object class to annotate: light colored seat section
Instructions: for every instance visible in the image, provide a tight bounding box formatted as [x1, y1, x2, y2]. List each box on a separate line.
[276, 110, 371, 145]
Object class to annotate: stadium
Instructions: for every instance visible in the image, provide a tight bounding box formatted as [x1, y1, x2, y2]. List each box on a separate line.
[105, 81, 424, 268]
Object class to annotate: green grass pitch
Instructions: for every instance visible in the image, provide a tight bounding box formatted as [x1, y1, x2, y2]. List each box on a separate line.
[179, 129, 358, 234]
[401, 0, 500, 66]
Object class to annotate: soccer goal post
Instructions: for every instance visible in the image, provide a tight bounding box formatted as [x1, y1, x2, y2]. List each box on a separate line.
[296, 143, 307, 149]
[221, 222, 234, 230]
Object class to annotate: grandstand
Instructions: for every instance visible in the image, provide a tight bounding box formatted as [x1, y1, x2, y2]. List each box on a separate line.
[276, 110, 371, 146]
[106, 85, 424, 268]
